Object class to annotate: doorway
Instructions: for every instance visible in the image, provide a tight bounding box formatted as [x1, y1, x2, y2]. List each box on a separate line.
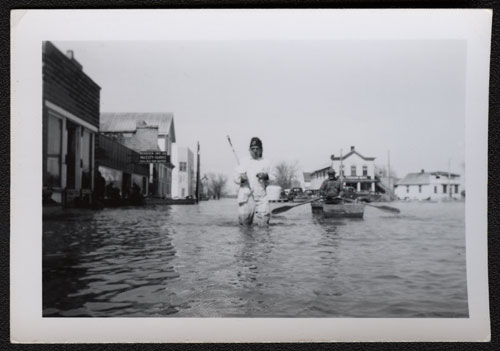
[66, 121, 78, 189]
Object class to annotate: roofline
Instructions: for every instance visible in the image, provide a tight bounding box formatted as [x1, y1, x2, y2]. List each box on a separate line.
[331, 150, 376, 161]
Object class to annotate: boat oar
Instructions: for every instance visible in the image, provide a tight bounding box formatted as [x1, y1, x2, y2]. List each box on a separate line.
[272, 197, 324, 215]
[342, 197, 400, 214]
[227, 135, 254, 203]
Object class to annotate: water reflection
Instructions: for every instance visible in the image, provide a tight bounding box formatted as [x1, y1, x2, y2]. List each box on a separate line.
[43, 207, 181, 317]
[43, 200, 468, 317]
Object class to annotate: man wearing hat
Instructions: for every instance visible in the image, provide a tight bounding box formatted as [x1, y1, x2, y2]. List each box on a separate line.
[234, 137, 272, 226]
[319, 168, 344, 204]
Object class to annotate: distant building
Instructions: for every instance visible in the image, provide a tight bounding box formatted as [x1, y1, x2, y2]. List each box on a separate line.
[171, 146, 195, 198]
[310, 146, 377, 192]
[395, 170, 461, 200]
[302, 172, 312, 190]
[99, 113, 176, 198]
[42, 41, 101, 207]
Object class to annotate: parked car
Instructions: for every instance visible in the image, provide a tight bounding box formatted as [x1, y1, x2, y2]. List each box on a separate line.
[287, 187, 304, 201]
[304, 189, 315, 197]
[279, 191, 289, 202]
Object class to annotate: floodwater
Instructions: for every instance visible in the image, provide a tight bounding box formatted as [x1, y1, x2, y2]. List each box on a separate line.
[43, 199, 468, 317]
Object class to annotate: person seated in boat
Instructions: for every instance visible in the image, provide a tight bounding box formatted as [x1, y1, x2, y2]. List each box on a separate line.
[319, 168, 344, 204]
[233, 137, 272, 226]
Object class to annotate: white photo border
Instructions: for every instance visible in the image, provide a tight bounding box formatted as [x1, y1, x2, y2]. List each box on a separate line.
[10, 9, 491, 342]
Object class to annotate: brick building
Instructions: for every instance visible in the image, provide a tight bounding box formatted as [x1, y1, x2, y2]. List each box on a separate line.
[42, 41, 101, 206]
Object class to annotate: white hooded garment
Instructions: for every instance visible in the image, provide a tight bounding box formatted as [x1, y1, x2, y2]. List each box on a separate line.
[234, 156, 273, 200]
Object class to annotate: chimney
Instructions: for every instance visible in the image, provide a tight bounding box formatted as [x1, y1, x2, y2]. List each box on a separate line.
[351, 146, 355, 151]
[421, 169, 425, 173]
[133, 124, 160, 151]
[65, 50, 83, 70]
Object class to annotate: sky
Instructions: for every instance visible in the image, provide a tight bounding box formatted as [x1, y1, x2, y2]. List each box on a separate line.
[53, 40, 466, 187]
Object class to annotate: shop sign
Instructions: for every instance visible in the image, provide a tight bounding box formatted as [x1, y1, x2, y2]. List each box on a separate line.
[139, 151, 169, 164]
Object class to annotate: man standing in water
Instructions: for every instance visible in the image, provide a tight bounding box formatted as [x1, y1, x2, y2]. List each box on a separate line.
[234, 137, 272, 226]
[319, 168, 344, 204]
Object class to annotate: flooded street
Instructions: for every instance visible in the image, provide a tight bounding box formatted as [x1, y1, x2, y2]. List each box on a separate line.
[43, 199, 468, 318]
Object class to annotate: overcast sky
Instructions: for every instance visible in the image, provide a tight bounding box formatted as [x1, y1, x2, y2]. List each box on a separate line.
[53, 40, 466, 184]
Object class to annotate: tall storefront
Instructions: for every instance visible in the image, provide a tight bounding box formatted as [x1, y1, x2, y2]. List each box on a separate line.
[42, 42, 101, 207]
[100, 113, 176, 198]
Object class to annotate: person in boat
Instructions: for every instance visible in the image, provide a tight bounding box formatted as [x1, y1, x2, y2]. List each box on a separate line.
[234, 137, 272, 226]
[319, 168, 344, 204]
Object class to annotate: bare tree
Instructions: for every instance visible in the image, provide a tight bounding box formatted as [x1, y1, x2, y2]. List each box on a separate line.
[207, 173, 228, 200]
[273, 161, 299, 190]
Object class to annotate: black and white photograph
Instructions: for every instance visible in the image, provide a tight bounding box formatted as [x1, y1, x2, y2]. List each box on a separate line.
[11, 10, 491, 342]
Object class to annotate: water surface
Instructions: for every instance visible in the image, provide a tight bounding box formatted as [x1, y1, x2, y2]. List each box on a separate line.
[43, 199, 468, 317]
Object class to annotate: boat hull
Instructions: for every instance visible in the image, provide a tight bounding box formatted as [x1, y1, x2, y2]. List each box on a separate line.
[311, 201, 365, 218]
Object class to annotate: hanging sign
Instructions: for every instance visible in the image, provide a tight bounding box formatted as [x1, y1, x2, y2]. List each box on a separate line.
[139, 151, 169, 164]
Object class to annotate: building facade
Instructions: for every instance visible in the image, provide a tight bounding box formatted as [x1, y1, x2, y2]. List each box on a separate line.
[42, 42, 101, 206]
[172, 146, 195, 198]
[395, 170, 461, 200]
[96, 135, 150, 198]
[99, 113, 176, 198]
[310, 146, 377, 192]
[302, 172, 312, 190]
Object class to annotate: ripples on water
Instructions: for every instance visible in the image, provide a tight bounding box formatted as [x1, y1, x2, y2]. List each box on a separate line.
[43, 200, 468, 317]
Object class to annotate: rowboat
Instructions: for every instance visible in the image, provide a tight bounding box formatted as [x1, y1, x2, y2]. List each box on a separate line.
[311, 200, 365, 218]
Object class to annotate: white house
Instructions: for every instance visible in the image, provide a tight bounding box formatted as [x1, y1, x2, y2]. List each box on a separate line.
[310, 146, 377, 192]
[171, 146, 195, 198]
[394, 170, 461, 200]
[302, 172, 312, 190]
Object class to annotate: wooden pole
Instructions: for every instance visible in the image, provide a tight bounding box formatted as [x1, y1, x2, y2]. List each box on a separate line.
[448, 158, 451, 199]
[388, 150, 391, 197]
[340, 148, 344, 188]
[196, 141, 200, 203]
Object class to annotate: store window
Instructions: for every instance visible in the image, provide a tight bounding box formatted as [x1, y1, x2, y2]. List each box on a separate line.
[351, 165, 357, 176]
[46, 114, 62, 188]
[81, 129, 93, 189]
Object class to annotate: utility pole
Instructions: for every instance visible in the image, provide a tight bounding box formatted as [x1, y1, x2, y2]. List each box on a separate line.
[448, 158, 451, 199]
[387, 150, 392, 198]
[340, 148, 344, 188]
[195, 141, 200, 204]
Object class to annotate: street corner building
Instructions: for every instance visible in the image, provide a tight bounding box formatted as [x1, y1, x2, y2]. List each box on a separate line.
[309, 146, 393, 194]
[99, 112, 176, 199]
[42, 41, 101, 208]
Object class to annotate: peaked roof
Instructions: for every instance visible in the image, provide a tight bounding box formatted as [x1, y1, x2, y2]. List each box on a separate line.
[397, 172, 431, 185]
[397, 171, 461, 185]
[100, 112, 176, 142]
[331, 149, 375, 161]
